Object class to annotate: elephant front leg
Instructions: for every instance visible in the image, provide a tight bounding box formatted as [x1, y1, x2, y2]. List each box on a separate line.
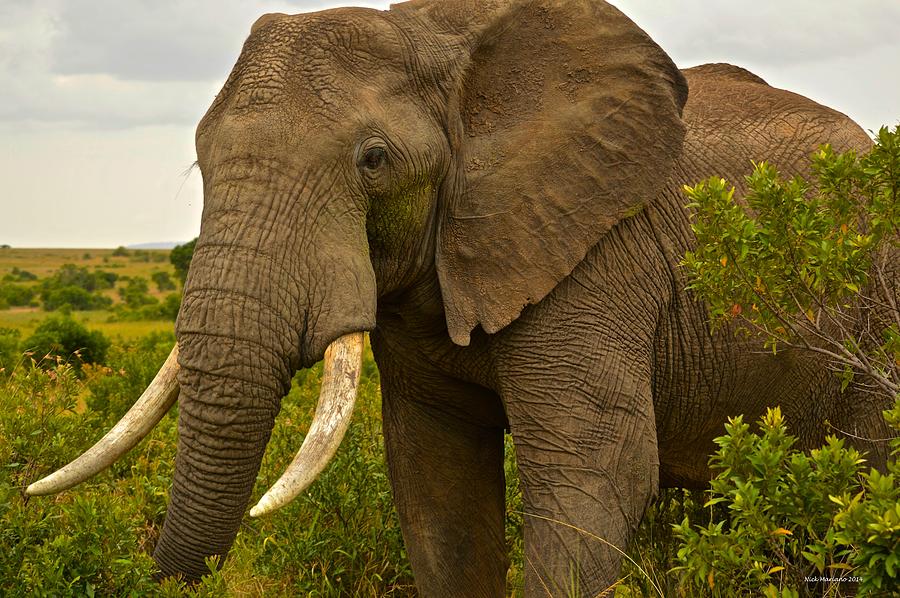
[505, 370, 659, 596]
[380, 369, 509, 597]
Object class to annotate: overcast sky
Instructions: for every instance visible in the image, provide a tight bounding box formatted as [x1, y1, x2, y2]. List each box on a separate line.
[1, 1, 898, 248]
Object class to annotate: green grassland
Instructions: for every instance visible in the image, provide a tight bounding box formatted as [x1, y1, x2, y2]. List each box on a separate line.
[0, 308, 173, 339]
[0, 247, 173, 281]
[0, 247, 175, 339]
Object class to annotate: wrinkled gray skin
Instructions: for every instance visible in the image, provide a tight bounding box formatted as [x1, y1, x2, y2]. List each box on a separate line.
[152, 0, 893, 595]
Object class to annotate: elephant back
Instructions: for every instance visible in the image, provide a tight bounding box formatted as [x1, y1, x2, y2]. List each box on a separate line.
[678, 62, 872, 197]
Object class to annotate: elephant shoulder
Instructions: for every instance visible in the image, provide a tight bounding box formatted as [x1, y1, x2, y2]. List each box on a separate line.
[682, 63, 768, 86]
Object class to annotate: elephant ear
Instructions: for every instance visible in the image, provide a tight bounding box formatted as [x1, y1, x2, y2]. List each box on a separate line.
[396, 0, 688, 345]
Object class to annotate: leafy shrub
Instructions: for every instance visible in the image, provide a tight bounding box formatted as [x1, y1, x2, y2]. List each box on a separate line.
[675, 126, 900, 596]
[152, 271, 176, 292]
[170, 238, 197, 284]
[673, 405, 900, 596]
[0, 355, 165, 596]
[37, 264, 118, 311]
[22, 316, 110, 368]
[682, 126, 899, 396]
[41, 264, 117, 293]
[4, 267, 37, 282]
[42, 285, 113, 311]
[84, 332, 175, 421]
[110, 293, 181, 323]
[0, 327, 20, 374]
[112, 246, 130, 257]
[118, 277, 156, 309]
[1, 334, 417, 596]
[0, 283, 36, 309]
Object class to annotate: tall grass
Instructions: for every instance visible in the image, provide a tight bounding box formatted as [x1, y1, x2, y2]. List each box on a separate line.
[0, 332, 728, 596]
[1, 337, 417, 596]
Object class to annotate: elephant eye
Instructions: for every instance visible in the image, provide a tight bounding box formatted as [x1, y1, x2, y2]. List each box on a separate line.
[360, 147, 387, 171]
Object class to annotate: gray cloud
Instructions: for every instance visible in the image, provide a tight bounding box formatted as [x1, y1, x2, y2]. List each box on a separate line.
[610, 0, 900, 132]
[1, 0, 897, 247]
[0, 0, 389, 128]
[48, 0, 392, 81]
[614, 0, 900, 67]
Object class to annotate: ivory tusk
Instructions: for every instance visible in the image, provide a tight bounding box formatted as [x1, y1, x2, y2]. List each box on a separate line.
[26, 345, 180, 496]
[249, 332, 364, 517]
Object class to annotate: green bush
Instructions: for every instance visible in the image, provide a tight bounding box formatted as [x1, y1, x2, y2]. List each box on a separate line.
[37, 264, 118, 312]
[112, 246, 130, 257]
[0, 327, 21, 374]
[22, 316, 110, 368]
[118, 277, 156, 309]
[1, 335, 416, 596]
[673, 405, 900, 596]
[4, 267, 37, 282]
[682, 126, 899, 396]
[152, 271, 176, 292]
[674, 126, 900, 596]
[0, 351, 165, 596]
[170, 238, 197, 284]
[0, 283, 36, 309]
[112, 293, 180, 322]
[41, 264, 117, 293]
[42, 285, 113, 312]
[84, 332, 175, 421]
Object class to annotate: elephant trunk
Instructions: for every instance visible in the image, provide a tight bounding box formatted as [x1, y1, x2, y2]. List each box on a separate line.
[153, 246, 300, 579]
[152, 346, 284, 580]
[152, 231, 374, 580]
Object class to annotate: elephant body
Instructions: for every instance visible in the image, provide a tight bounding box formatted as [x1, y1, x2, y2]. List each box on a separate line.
[371, 62, 886, 595]
[40, 1, 894, 595]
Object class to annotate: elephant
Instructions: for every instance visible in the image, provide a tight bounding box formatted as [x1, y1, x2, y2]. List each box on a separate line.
[26, 0, 895, 595]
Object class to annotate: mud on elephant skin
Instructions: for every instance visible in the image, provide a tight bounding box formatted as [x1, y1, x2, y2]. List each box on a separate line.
[27, 0, 895, 595]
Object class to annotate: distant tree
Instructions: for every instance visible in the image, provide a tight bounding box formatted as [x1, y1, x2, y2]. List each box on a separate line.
[4, 268, 37, 282]
[118, 277, 155, 308]
[162, 293, 181, 319]
[170, 238, 198, 284]
[94, 270, 118, 287]
[0, 244, 10, 249]
[23, 315, 110, 369]
[130, 250, 150, 263]
[37, 265, 118, 312]
[42, 286, 112, 312]
[151, 271, 176, 292]
[111, 246, 130, 257]
[82, 252, 92, 260]
[41, 264, 116, 293]
[0, 283, 36, 309]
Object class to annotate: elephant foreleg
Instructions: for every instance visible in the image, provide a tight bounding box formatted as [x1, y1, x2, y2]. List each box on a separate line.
[503, 366, 659, 596]
[378, 359, 509, 597]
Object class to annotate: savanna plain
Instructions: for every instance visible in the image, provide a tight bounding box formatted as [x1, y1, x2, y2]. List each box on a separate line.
[1, 235, 897, 596]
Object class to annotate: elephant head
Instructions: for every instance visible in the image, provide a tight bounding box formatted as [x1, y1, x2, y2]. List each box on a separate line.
[27, 0, 687, 582]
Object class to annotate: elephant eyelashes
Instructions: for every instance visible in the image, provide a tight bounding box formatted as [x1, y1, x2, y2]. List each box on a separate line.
[360, 146, 387, 171]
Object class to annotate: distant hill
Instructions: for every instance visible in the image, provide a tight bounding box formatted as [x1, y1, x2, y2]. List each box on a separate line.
[127, 242, 182, 250]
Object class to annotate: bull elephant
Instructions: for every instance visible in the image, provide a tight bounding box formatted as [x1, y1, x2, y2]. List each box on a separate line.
[26, 0, 892, 595]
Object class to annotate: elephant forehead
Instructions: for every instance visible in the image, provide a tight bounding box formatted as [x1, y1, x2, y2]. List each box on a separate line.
[230, 9, 408, 112]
